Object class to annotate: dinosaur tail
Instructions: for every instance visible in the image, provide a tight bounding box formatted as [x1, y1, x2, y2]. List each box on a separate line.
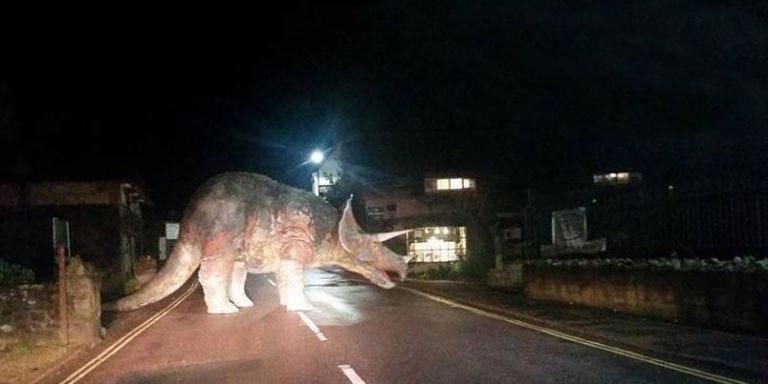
[104, 238, 202, 311]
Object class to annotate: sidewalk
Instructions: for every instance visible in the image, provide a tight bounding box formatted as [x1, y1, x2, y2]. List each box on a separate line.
[403, 279, 768, 383]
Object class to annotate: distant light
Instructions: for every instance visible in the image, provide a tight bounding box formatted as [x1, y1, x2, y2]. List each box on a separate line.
[310, 150, 324, 164]
[668, 185, 675, 190]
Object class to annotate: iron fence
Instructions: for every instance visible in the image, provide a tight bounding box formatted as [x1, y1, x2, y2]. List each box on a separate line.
[528, 186, 768, 257]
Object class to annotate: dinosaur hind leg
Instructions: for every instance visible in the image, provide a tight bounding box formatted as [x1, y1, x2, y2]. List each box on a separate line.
[199, 233, 239, 314]
[229, 262, 254, 308]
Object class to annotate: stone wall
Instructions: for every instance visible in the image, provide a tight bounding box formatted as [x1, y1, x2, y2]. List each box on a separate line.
[487, 262, 523, 290]
[408, 261, 456, 275]
[0, 284, 59, 351]
[0, 258, 101, 352]
[524, 266, 768, 336]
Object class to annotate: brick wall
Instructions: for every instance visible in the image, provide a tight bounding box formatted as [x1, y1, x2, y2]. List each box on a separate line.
[524, 266, 768, 336]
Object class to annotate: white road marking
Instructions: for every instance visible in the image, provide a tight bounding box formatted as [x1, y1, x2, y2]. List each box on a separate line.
[401, 287, 748, 384]
[57, 281, 200, 384]
[267, 278, 276, 286]
[305, 291, 360, 321]
[338, 364, 367, 384]
[297, 311, 327, 341]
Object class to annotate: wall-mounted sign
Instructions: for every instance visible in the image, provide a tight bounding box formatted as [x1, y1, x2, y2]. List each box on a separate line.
[551, 207, 588, 246]
[52, 217, 70, 258]
[542, 207, 606, 256]
[165, 222, 180, 240]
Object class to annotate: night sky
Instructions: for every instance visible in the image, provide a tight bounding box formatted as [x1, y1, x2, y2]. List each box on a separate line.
[1, 1, 767, 213]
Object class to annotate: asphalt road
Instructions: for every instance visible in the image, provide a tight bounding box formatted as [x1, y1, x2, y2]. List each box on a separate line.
[57, 268, 719, 384]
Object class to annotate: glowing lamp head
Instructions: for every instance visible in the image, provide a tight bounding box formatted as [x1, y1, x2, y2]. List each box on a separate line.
[310, 150, 324, 164]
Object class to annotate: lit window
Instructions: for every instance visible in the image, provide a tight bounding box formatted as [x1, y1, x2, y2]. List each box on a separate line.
[427, 177, 477, 193]
[408, 226, 467, 262]
[592, 172, 641, 186]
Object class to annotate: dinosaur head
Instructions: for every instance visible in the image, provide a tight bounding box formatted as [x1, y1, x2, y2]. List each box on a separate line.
[337, 196, 412, 289]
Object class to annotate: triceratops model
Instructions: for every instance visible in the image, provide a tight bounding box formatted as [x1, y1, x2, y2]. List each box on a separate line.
[109, 172, 411, 314]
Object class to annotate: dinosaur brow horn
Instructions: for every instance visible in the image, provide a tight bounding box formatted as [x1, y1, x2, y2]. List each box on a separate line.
[338, 195, 362, 253]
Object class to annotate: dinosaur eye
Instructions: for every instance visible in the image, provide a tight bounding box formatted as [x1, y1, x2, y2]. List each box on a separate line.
[356, 249, 372, 262]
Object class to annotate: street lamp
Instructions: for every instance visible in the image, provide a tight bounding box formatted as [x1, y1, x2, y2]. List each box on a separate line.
[309, 150, 324, 165]
[309, 150, 325, 196]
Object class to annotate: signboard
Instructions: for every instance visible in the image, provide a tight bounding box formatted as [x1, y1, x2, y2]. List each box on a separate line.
[366, 206, 385, 219]
[52, 217, 70, 258]
[165, 222, 180, 240]
[551, 207, 588, 246]
[541, 207, 606, 256]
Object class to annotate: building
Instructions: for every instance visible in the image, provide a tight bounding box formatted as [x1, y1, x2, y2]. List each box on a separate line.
[358, 173, 520, 274]
[0, 180, 148, 296]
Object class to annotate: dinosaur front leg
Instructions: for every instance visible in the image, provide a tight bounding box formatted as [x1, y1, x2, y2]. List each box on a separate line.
[276, 260, 313, 311]
[199, 233, 239, 314]
[229, 262, 254, 308]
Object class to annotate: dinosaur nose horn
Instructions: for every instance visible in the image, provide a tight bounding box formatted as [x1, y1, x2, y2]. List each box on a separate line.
[372, 229, 412, 243]
[398, 264, 408, 281]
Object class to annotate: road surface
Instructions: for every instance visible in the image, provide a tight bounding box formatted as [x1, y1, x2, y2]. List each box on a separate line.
[50, 268, 733, 383]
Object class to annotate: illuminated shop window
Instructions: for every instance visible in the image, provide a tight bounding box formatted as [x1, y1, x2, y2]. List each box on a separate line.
[592, 172, 642, 186]
[426, 177, 476, 193]
[407, 226, 467, 262]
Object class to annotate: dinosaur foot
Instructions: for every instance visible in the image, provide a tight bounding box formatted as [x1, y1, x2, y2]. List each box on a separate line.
[231, 296, 254, 308]
[207, 302, 240, 314]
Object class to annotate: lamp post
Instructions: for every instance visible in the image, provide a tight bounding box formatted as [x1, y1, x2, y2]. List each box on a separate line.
[309, 150, 324, 196]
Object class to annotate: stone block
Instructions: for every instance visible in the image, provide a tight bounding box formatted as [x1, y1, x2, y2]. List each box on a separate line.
[688, 307, 711, 325]
[625, 291, 638, 308]
[691, 295, 707, 307]
[66, 257, 102, 346]
[712, 293, 734, 310]
[487, 267, 523, 289]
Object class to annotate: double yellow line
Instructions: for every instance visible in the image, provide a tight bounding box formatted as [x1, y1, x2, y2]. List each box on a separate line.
[58, 281, 199, 384]
[401, 287, 749, 384]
